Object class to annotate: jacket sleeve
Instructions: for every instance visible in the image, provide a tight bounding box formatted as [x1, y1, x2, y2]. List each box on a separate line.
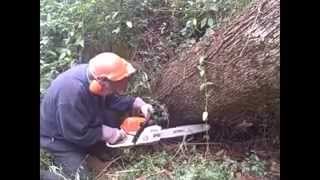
[105, 94, 136, 112]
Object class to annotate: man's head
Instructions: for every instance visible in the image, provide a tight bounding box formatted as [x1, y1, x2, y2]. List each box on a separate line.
[87, 52, 136, 96]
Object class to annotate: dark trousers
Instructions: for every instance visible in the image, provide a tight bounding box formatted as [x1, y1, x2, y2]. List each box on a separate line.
[40, 137, 91, 180]
[40, 109, 125, 180]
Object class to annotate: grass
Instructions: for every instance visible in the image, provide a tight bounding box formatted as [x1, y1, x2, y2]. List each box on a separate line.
[92, 144, 271, 180]
[41, 141, 279, 180]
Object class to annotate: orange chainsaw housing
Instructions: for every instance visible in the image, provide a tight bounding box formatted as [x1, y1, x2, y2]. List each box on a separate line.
[120, 117, 146, 135]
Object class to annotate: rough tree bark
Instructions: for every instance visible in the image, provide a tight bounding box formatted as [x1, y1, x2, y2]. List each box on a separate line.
[152, 0, 280, 135]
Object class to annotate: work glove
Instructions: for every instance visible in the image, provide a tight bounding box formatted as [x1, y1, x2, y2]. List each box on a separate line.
[101, 125, 127, 145]
[132, 97, 154, 121]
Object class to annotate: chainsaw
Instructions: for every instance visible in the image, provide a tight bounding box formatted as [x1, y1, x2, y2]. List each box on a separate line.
[106, 117, 210, 148]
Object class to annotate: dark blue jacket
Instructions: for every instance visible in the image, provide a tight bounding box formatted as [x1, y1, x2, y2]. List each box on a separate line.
[40, 64, 135, 151]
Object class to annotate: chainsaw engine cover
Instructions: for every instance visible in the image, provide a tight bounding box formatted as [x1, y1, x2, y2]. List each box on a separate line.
[120, 117, 146, 135]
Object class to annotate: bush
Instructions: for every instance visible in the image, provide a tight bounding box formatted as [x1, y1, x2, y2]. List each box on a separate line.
[40, 0, 252, 96]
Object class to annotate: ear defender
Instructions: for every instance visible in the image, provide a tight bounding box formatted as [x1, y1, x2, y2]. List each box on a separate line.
[89, 80, 104, 95]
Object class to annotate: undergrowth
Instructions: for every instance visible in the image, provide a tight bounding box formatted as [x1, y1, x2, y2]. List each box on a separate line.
[40, 0, 253, 97]
[94, 145, 271, 180]
[41, 143, 277, 180]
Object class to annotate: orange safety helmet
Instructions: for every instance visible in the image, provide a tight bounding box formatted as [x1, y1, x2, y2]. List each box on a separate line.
[88, 52, 136, 95]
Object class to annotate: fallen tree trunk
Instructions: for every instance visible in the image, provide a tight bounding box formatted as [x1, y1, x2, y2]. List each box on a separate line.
[152, 0, 279, 136]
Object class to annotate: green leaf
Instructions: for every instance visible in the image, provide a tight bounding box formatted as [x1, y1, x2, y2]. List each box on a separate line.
[199, 56, 205, 65]
[210, 5, 218, 12]
[200, 17, 207, 28]
[58, 48, 68, 54]
[208, 18, 215, 27]
[200, 70, 205, 77]
[180, 27, 187, 36]
[112, 11, 119, 19]
[47, 50, 57, 57]
[202, 111, 208, 121]
[75, 36, 84, 47]
[126, 21, 133, 28]
[192, 18, 197, 26]
[105, 15, 111, 21]
[112, 27, 120, 34]
[65, 37, 71, 44]
[47, 14, 51, 21]
[141, 72, 149, 81]
[186, 20, 192, 27]
[78, 22, 83, 28]
[62, 49, 71, 56]
[215, 149, 224, 156]
[197, 65, 204, 71]
[59, 52, 66, 61]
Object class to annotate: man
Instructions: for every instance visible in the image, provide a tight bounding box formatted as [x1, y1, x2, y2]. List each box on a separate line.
[40, 52, 153, 179]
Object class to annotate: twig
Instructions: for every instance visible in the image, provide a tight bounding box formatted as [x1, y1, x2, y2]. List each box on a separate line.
[120, 158, 126, 169]
[48, 166, 69, 180]
[130, 45, 139, 62]
[95, 156, 122, 180]
[100, 173, 119, 177]
[40, 158, 52, 167]
[177, 142, 227, 146]
[164, 142, 231, 153]
[144, 169, 174, 180]
[202, 60, 217, 66]
[80, 154, 89, 166]
[115, 169, 142, 174]
[171, 134, 188, 160]
[73, 154, 90, 179]
[163, 169, 175, 180]
[153, 8, 216, 12]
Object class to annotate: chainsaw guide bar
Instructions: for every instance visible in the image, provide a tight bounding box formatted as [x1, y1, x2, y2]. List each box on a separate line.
[106, 124, 210, 148]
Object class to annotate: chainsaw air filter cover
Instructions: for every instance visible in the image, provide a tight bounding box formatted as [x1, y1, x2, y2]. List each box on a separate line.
[120, 117, 146, 135]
